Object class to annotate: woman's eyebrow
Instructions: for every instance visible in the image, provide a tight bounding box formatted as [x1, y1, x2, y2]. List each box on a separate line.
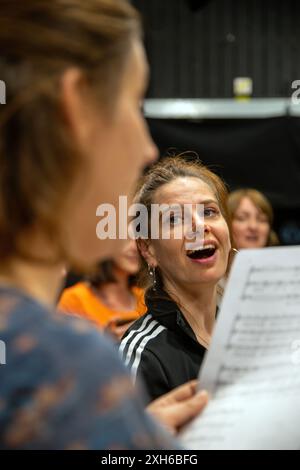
[160, 198, 218, 207]
[157, 199, 219, 217]
[198, 199, 218, 205]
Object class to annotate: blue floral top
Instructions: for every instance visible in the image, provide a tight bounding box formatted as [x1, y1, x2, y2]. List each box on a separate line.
[0, 285, 177, 449]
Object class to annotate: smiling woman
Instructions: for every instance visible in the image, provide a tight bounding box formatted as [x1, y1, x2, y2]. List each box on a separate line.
[227, 189, 279, 249]
[119, 156, 233, 402]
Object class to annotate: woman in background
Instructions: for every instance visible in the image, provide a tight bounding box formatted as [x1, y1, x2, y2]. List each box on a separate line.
[59, 240, 146, 340]
[227, 189, 279, 249]
[120, 156, 232, 402]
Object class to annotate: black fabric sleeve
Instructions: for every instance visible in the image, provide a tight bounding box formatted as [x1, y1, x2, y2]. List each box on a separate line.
[136, 348, 170, 404]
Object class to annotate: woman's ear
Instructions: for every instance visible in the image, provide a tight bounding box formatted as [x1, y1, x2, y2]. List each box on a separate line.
[137, 239, 158, 267]
[60, 68, 97, 144]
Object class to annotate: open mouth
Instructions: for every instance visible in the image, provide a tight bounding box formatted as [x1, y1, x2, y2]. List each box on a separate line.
[245, 236, 259, 242]
[186, 244, 217, 260]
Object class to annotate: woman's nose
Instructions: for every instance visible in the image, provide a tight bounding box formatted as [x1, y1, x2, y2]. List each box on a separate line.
[192, 212, 211, 233]
[186, 216, 211, 242]
[248, 218, 259, 230]
[184, 213, 203, 240]
[204, 223, 211, 233]
[192, 210, 205, 231]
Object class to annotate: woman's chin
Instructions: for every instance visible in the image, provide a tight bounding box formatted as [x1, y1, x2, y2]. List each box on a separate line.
[70, 238, 128, 268]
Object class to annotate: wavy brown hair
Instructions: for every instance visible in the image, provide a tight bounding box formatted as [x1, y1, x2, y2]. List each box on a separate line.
[0, 0, 141, 263]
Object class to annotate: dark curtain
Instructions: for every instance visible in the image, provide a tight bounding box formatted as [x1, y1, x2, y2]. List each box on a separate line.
[147, 116, 300, 244]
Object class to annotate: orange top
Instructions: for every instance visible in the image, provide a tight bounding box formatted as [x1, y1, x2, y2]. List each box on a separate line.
[58, 282, 146, 329]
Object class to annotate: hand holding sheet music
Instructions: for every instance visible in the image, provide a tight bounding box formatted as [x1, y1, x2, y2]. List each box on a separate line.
[179, 246, 300, 450]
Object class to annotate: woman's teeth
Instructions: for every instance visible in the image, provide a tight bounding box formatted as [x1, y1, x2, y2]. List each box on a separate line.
[186, 244, 216, 259]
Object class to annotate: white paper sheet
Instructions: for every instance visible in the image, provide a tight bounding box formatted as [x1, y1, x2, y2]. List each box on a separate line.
[179, 246, 300, 450]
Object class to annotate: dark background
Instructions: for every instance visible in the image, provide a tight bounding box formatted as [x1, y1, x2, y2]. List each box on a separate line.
[133, 0, 300, 99]
[132, 0, 300, 244]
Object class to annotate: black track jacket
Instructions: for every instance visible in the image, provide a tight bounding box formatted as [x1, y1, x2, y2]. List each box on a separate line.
[119, 289, 207, 403]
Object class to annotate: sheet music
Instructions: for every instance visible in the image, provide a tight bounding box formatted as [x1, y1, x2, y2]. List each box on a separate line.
[179, 246, 300, 450]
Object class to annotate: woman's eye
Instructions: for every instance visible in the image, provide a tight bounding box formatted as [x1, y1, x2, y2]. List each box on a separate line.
[234, 214, 247, 222]
[170, 214, 182, 225]
[204, 207, 218, 217]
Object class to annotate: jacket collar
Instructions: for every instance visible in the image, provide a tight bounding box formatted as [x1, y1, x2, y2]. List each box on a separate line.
[145, 287, 199, 343]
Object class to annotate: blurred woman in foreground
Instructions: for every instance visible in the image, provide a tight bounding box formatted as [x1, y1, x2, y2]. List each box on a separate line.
[0, 0, 207, 449]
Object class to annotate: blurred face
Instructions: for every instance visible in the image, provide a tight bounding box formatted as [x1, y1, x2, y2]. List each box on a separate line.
[64, 40, 157, 265]
[141, 177, 231, 291]
[232, 197, 270, 249]
[114, 240, 140, 275]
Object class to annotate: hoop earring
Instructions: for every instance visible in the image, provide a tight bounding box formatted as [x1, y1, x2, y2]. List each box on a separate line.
[226, 247, 239, 276]
[148, 264, 157, 290]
